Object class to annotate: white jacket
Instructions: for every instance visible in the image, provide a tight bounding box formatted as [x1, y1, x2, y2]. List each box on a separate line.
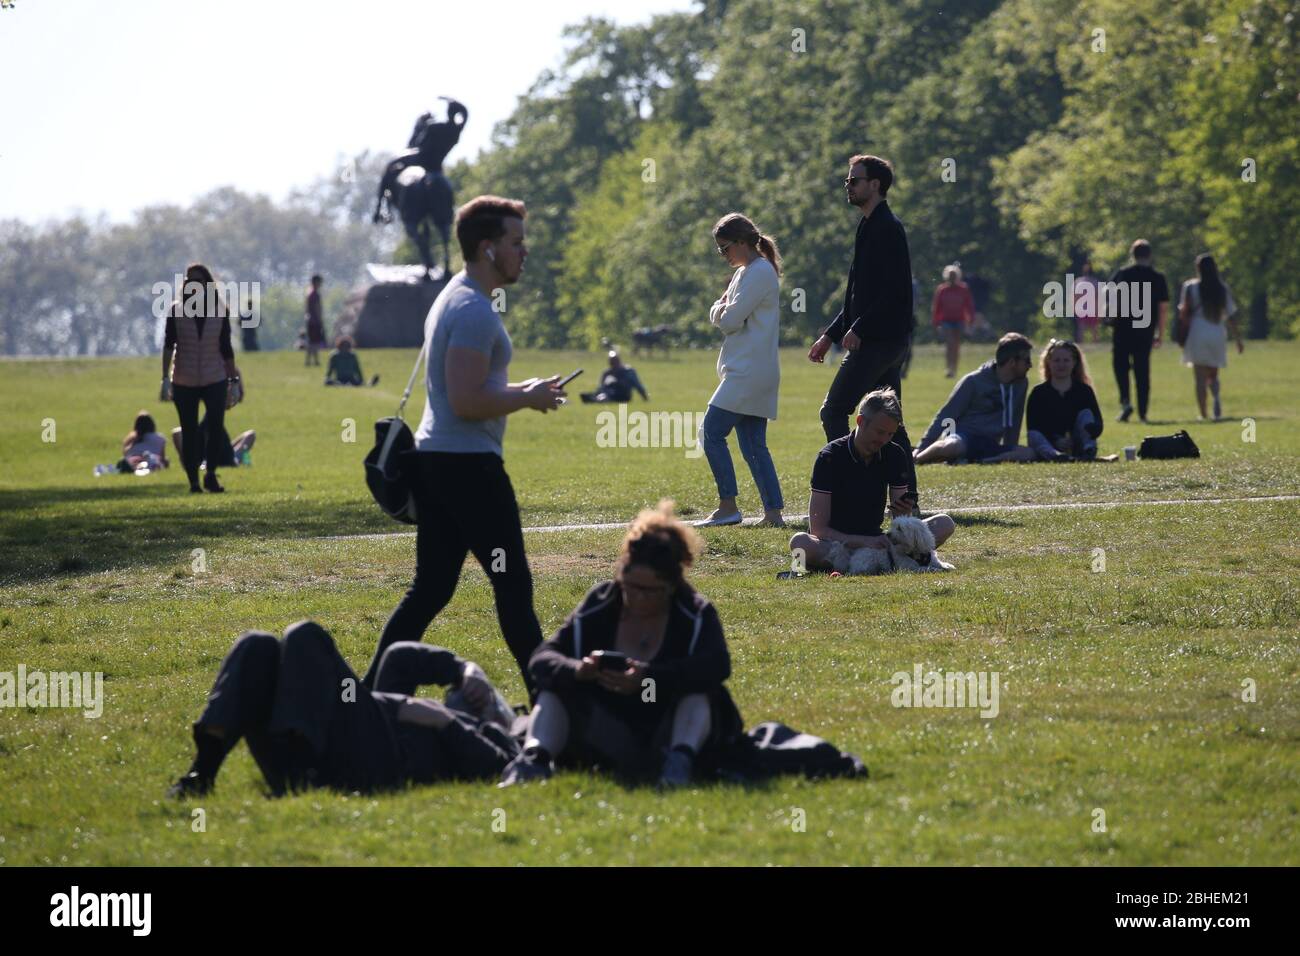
[708, 256, 781, 420]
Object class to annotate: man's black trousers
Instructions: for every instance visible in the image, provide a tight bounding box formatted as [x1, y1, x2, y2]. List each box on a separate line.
[363, 451, 543, 696]
[1112, 335, 1154, 419]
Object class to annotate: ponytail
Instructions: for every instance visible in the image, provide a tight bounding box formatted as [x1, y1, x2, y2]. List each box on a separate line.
[756, 234, 784, 277]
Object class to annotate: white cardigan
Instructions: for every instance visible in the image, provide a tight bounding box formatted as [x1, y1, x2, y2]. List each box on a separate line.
[707, 256, 781, 420]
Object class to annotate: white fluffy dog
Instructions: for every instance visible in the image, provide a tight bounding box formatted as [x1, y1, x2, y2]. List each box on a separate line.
[824, 516, 954, 575]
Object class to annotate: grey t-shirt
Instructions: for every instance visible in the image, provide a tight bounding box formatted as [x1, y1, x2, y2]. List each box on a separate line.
[413, 272, 512, 456]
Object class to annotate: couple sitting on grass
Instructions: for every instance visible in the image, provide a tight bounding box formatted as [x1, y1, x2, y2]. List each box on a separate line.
[913, 333, 1104, 465]
[168, 503, 864, 799]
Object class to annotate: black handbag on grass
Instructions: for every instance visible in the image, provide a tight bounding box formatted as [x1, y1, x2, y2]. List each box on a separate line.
[364, 342, 427, 523]
[1138, 430, 1200, 460]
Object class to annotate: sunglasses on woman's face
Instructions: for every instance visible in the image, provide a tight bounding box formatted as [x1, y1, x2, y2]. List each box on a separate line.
[716, 239, 736, 256]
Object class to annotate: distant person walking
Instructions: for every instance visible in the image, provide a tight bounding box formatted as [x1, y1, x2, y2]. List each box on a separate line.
[1178, 253, 1243, 420]
[304, 275, 326, 366]
[161, 263, 242, 494]
[932, 263, 975, 378]
[362, 196, 566, 696]
[808, 153, 918, 512]
[1073, 259, 1101, 344]
[696, 213, 785, 529]
[1107, 239, 1170, 422]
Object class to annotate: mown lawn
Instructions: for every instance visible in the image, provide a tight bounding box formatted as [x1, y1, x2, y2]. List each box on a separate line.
[1, 339, 1297, 865]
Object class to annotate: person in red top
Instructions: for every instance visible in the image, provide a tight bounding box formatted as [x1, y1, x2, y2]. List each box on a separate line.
[932, 264, 975, 378]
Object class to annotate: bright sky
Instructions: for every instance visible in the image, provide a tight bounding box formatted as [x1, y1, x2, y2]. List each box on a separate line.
[0, 0, 696, 224]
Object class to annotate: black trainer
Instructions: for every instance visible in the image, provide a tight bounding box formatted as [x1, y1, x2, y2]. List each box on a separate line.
[658, 749, 694, 788]
[498, 747, 554, 788]
[166, 771, 213, 800]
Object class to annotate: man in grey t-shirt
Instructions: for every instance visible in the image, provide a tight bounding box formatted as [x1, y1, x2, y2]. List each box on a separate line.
[363, 196, 566, 696]
[413, 270, 513, 455]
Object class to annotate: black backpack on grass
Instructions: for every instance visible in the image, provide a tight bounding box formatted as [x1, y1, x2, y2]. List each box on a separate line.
[1138, 430, 1200, 460]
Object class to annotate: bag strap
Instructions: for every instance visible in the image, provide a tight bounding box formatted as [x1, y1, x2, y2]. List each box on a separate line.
[397, 338, 429, 420]
[376, 340, 429, 471]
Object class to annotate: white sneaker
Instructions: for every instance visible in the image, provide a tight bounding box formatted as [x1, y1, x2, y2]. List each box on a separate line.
[694, 511, 743, 527]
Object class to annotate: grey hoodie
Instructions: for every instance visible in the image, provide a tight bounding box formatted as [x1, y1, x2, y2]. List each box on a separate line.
[919, 360, 1027, 449]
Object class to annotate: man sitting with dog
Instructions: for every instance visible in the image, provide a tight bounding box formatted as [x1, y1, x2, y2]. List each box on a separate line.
[789, 388, 954, 573]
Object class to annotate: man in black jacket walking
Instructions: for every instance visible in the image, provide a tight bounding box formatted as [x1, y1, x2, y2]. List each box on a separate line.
[809, 154, 918, 510]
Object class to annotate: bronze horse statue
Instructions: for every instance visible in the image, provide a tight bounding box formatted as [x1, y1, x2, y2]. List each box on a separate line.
[374, 98, 467, 279]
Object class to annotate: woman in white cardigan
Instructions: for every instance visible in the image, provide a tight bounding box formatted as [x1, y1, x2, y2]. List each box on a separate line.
[695, 213, 785, 528]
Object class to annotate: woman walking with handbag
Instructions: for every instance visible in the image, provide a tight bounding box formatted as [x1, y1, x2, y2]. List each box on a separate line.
[161, 263, 243, 493]
[695, 213, 785, 528]
[1178, 253, 1243, 420]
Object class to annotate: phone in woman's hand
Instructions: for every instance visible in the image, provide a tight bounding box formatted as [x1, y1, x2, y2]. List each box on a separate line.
[591, 650, 628, 671]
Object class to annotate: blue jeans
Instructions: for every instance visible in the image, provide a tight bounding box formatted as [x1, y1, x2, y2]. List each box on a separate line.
[699, 404, 784, 511]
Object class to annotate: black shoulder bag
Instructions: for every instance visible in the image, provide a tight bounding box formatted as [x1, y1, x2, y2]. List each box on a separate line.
[364, 342, 427, 523]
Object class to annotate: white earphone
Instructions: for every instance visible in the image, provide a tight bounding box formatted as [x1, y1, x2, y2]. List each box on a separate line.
[486, 247, 496, 263]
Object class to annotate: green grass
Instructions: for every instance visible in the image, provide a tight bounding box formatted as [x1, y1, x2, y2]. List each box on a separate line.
[1, 341, 1297, 865]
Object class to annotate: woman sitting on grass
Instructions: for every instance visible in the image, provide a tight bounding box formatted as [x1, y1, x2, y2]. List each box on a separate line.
[117, 411, 170, 472]
[985, 339, 1102, 462]
[166, 621, 518, 799]
[324, 335, 379, 387]
[500, 500, 743, 788]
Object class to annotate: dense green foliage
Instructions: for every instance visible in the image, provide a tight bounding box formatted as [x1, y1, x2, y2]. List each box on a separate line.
[452, 0, 1298, 346]
[4, 0, 1296, 356]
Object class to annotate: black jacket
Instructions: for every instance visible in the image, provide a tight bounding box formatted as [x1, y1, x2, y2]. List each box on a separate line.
[822, 200, 915, 346]
[530, 579, 730, 700]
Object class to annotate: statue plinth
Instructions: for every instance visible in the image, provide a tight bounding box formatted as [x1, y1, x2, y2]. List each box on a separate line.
[335, 265, 449, 348]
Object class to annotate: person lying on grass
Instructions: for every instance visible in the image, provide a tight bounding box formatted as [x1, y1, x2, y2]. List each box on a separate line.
[913, 332, 1033, 464]
[171, 421, 255, 469]
[167, 621, 517, 799]
[788, 387, 954, 573]
[499, 500, 744, 789]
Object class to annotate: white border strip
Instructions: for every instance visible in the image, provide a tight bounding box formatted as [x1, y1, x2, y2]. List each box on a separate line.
[318, 494, 1300, 541]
